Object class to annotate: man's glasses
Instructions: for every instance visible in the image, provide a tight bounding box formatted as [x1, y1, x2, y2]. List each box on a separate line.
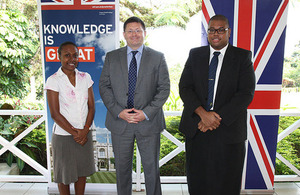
[125, 29, 144, 34]
[207, 28, 229, 34]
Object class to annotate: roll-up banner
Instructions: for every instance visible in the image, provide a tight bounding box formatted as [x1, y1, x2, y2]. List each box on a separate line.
[202, 0, 288, 193]
[38, 0, 118, 193]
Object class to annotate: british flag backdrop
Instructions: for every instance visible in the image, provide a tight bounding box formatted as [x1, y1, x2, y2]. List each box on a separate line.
[201, 0, 289, 191]
[41, 0, 114, 4]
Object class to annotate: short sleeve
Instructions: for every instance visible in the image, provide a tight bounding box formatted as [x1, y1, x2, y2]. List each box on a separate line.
[86, 73, 94, 88]
[45, 75, 59, 92]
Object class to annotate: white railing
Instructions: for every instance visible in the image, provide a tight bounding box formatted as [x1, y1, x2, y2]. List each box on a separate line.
[0, 110, 49, 182]
[133, 111, 300, 190]
[275, 111, 300, 181]
[0, 110, 299, 190]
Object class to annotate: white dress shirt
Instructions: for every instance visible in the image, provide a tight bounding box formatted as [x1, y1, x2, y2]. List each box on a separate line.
[209, 44, 229, 110]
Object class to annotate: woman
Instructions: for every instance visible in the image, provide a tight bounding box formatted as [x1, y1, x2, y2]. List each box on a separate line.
[45, 41, 95, 195]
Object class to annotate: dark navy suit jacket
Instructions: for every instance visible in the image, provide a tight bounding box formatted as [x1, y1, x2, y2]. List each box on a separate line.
[179, 44, 256, 144]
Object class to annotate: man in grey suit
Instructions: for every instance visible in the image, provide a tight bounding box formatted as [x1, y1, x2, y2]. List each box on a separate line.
[99, 16, 170, 195]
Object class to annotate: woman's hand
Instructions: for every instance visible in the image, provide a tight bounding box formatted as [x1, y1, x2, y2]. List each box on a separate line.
[72, 128, 88, 146]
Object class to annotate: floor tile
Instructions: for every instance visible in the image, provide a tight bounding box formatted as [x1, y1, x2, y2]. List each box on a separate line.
[24, 183, 48, 195]
[161, 184, 184, 195]
[0, 182, 5, 188]
[0, 183, 33, 195]
[274, 182, 300, 195]
[132, 184, 146, 194]
[0, 182, 298, 194]
[181, 184, 189, 195]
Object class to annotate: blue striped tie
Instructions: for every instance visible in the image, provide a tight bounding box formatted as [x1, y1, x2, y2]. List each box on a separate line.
[127, 51, 138, 109]
[206, 51, 220, 111]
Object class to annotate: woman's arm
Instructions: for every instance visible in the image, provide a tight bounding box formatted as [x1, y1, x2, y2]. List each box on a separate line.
[47, 89, 77, 136]
[78, 87, 95, 138]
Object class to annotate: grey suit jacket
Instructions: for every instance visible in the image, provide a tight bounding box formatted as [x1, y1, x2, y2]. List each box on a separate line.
[99, 46, 170, 136]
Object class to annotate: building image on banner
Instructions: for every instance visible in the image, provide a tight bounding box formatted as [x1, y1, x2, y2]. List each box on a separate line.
[201, 0, 288, 192]
[38, 0, 119, 184]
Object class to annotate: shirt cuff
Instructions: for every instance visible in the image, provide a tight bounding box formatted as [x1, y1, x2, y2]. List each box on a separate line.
[143, 111, 149, 120]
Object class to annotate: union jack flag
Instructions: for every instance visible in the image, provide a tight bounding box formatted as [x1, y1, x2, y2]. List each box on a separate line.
[41, 0, 73, 4]
[40, 0, 115, 10]
[82, 0, 115, 4]
[201, 0, 289, 191]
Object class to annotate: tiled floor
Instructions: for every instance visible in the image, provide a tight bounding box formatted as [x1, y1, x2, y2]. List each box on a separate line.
[0, 182, 299, 195]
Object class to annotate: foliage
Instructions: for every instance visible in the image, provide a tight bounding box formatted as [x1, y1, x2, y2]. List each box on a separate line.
[164, 63, 184, 111]
[120, 0, 201, 29]
[132, 116, 186, 175]
[0, 95, 46, 174]
[164, 91, 182, 111]
[276, 116, 300, 175]
[154, 6, 190, 29]
[0, 9, 39, 98]
[132, 114, 300, 176]
[160, 116, 185, 176]
[283, 41, 300, 87]
[159, 115, 300, 176]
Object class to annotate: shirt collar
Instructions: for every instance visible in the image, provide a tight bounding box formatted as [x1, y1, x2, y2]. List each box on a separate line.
[127, 45, 144, 55]
[209, 44, 229, 57]
[56, 67, 79, 77]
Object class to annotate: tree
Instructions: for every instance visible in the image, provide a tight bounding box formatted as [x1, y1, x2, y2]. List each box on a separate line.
[0, 9, 38, 98]
[283, 41, 300, 87]
[120, 0, 201, 29]
[0, 0, 40, 99]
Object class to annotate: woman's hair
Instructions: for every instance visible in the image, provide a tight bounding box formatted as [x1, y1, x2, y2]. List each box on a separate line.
[58, 41, 78, 55]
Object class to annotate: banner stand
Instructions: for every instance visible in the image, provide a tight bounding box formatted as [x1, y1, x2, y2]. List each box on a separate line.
[37, 0, 119, 194]
[202, 0, 288, 191]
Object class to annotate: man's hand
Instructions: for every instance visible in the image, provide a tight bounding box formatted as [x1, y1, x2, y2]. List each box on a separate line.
[194, 106, 222, 132]
[132, 109, 146, 122]
[200, 111, 222, 130]
[119, 109, 139, 123]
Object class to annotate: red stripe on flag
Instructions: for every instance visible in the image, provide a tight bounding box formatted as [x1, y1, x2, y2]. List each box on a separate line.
[237, 0, 253, 50]
[250, 115, 274, 185]
[202, 2, 210, 24]
[42, 4, 115, 10]
[253, 0, 289, 70]
[248, 91, 281, 109]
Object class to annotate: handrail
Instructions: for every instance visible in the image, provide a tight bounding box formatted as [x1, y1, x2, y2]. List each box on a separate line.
[0, 110, 299, 187]
[0, 110, 48, 182]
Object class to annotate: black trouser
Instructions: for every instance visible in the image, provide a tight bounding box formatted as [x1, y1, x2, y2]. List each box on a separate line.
[186, 131, 245, 195]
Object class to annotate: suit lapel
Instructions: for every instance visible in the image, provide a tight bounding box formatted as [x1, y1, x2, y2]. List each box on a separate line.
[119, 47, 129, 88]
[215, 44, 234, 98]
[135, 46, 149, 89]
[198, 47, 210, 96]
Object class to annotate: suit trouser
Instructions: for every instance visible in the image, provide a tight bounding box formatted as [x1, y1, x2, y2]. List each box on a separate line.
[186, 130, 246, 195]
[111, 126, 162, 195]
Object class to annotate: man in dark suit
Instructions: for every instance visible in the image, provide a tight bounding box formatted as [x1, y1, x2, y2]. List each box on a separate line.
[179, 15, 255, 195]
[99, 16, 170, 195]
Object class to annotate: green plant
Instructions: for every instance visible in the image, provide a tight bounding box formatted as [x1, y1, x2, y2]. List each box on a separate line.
[132, 116, 185, 175]
[0, 9, 39, 98]
[0, 96, 46, 174]
[160, 116, 185, 176]
[164, 91, 182, 111]
[276, 116, 300, 175]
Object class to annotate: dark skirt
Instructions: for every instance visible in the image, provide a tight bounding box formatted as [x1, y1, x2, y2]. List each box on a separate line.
[51, 131, 95, 185]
